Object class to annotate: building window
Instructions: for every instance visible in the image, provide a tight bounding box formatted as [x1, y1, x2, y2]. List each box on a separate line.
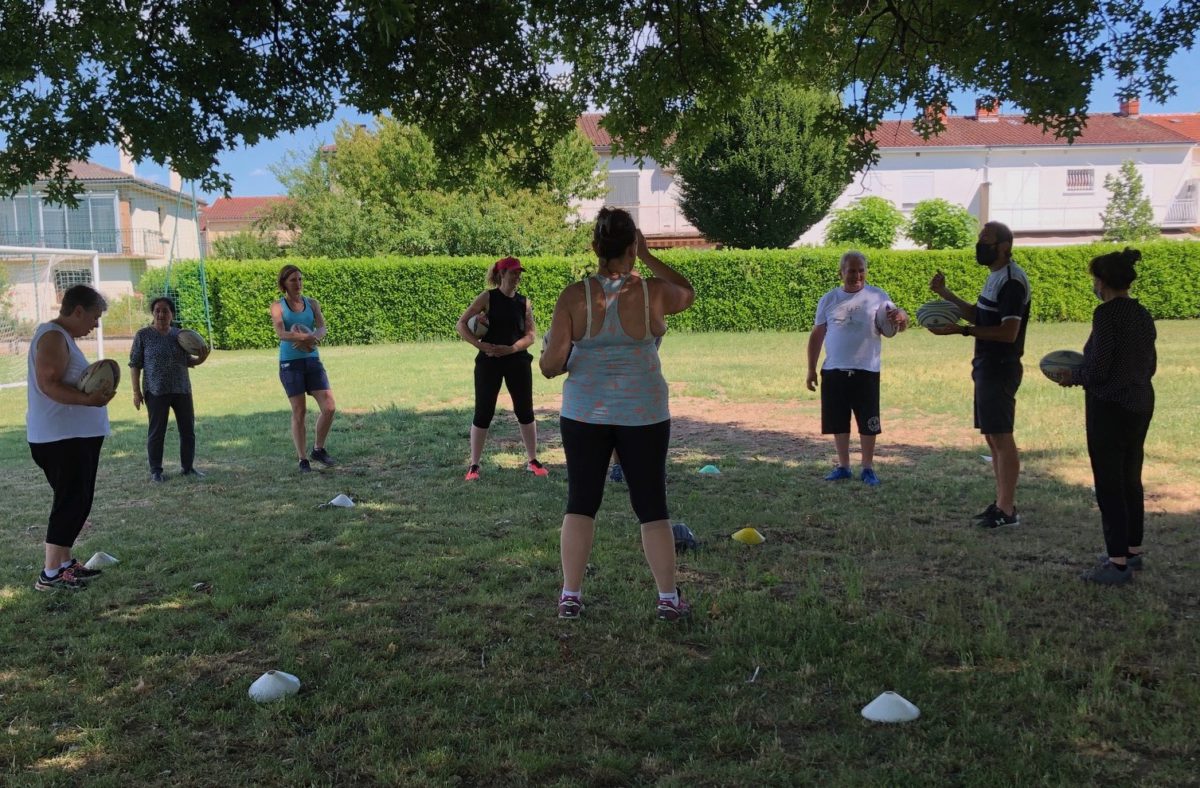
[53, 266, 93, 301]
[1066, 169, 1094, 192]
[901, 172, 934, 210]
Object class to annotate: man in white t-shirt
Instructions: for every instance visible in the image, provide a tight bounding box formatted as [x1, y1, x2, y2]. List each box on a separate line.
[806, 251, 907, 485]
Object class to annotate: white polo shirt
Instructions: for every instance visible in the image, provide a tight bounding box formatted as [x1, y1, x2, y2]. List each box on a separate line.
[813, 285, 896, 373]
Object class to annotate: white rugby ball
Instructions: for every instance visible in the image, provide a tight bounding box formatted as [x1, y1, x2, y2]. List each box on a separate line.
[290, 323, 313, 350]
[177, 329, 207, 356]
[1039, 349, 1085, 380]
[467, 313, 489, 338]
[874, 304, 899, 338]
[916, 300, 961, 329]
[77, 358, 120, 394]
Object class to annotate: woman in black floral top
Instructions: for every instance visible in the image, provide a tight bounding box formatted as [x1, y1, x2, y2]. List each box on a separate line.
[129, 297, 210, 482]
[1054, 248, 1156, 586]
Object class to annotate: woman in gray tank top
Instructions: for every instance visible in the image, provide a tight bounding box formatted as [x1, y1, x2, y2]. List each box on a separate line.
[540, 207, 696, 622]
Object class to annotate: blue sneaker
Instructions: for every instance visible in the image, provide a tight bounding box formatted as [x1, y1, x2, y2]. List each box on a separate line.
[824, 465, 852, 481]
[861, 468, 881, 486]
[609, 463, 624, 483]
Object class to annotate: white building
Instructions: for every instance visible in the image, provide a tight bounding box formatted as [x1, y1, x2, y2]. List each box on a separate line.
[575, 114, 710, 248]
[576, 100, 1199, 248]
[0, 159, 203, 324]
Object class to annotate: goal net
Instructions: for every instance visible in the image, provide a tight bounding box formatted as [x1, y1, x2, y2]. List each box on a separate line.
[0, 245, 103, 389]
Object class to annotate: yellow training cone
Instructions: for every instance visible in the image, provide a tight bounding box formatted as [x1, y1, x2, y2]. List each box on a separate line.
[731, 528, 765, 545]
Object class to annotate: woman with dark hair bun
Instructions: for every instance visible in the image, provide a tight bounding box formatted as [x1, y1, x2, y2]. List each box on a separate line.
[1053, 247, 1156, 585]
[541, 207, 696, 621]
[129, 296, 210, 482]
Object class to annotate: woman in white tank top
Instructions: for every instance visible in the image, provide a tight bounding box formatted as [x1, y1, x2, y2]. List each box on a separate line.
[26, 285, 115, 592]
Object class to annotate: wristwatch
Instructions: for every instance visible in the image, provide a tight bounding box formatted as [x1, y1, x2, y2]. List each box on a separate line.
[961, 325, 970, 336]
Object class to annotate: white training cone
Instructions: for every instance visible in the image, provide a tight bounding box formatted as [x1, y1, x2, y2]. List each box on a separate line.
[329, 493, 354, 508]
[248, 670, 301, 703]
[861, 691, 920, 723]
[84, 552, 119, 570]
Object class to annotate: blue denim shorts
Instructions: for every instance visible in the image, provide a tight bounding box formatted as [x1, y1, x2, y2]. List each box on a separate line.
[279, 357, 331, 398]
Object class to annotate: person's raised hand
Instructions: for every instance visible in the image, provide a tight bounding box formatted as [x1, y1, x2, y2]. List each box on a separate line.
[930, 271, 948, 297]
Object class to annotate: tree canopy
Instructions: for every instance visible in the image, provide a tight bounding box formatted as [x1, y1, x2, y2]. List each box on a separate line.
[268, 116, 603, 257]
[3, 1, 1198, 200]
[675, 85, 853, 248]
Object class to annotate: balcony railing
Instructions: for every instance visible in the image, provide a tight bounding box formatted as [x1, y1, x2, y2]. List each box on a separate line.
[0, 229, 170, 257]
[1163, 198, 1198, 225]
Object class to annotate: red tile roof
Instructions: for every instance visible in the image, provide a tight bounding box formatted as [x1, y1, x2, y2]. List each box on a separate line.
[576, 114, 612, 149]
[201, 196, 290, 227]
[43, 161, 197, 203]
[872, 113, 1194, 148]
[575, 112, 1194, 151]
[1141, 113, 1200, 142]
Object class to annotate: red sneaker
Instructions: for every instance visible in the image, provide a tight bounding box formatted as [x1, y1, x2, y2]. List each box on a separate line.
[527, 459, 549, 477]
[656, 594, 691, 622]
[558, 595, 583, 619]
[464, 464, 481, 481]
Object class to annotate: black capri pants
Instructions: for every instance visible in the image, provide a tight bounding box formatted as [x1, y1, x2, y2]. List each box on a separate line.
[30, 436, 105, 548]
[560, 416, 671, 523]
[473, 352, 535, 428]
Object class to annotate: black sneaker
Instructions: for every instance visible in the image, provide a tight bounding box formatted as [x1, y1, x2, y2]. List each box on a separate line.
[1096, 552, 1144, 570]
[35, 570, 86, 592]
[151, 471, 166, 483]
[1081, 560, 1133, 586]
[976, 506, 1019, 529]
[298, 459, 312, 473]
[310, 447, 336, 467]
[972, 502, 999, 521]
[181, 468, 206, 478]
[62, 558, 102, 580]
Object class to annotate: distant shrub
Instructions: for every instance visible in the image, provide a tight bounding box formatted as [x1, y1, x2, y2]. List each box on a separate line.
[825, 197, 906, 248]
[906, 198, 978, 249]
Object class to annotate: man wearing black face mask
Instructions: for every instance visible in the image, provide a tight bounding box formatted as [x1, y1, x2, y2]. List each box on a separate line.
[928, 221, 1031, 529]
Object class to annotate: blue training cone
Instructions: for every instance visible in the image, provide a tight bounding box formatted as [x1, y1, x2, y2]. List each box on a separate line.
[699, 464, 721, 475]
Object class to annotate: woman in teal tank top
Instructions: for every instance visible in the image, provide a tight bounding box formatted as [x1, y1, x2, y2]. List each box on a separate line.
[270, 264, 337, 473]
[540, 207, 696, 622]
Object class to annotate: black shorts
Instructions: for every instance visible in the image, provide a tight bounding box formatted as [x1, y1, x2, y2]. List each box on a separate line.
[279, 357, 331, 398]
[973, 358, 1022, 434]
[820, 369, 881, 435]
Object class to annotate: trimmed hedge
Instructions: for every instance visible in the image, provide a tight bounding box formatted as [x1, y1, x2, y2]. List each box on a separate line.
[140, 242, 1200, 349]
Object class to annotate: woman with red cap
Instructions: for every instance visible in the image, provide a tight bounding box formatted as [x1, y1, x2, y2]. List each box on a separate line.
[456, 256, 548, 480]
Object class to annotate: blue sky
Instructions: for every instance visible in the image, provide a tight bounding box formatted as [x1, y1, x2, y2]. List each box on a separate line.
[90, 47, 1200, 205]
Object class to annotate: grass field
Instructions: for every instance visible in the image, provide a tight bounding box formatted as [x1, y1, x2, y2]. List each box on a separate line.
[2, 324, 1198, 785]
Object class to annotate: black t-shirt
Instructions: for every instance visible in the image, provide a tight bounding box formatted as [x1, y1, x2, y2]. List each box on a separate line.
[974, 262, 1031, 361]
[480, 289, 529, 352]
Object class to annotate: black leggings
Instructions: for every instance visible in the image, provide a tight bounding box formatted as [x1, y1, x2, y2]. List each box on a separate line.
[560, 417, 670, 523]
[1086, 394, 1152, 557]
[146, 392, 196, 473]
[30, 436, 105, 548]
[473, 353, 534, 428]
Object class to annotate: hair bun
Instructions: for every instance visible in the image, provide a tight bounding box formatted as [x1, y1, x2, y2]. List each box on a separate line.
[1121, 247, 1142, 266]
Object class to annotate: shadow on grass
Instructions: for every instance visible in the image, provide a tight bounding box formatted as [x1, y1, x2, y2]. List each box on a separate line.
[1, 404, 1198, 784]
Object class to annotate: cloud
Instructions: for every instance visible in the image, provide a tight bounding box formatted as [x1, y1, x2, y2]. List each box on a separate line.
[251, 168, 268, 176]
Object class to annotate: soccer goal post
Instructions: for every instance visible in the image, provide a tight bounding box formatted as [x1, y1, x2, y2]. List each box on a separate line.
[0, 245, 103, 389]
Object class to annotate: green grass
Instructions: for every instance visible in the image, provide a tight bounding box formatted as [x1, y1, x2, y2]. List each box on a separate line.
[2, 324, 1198, 785]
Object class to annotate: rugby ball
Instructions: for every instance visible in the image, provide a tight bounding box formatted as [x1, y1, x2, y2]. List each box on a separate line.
[467, 313, 489, 338]
[916, 300, 961, 329]
[1039, 349, 1085, 380]
[77, 358, 120, 394]
[177, 329, 207, 356]
[874, 304, 899, 338]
